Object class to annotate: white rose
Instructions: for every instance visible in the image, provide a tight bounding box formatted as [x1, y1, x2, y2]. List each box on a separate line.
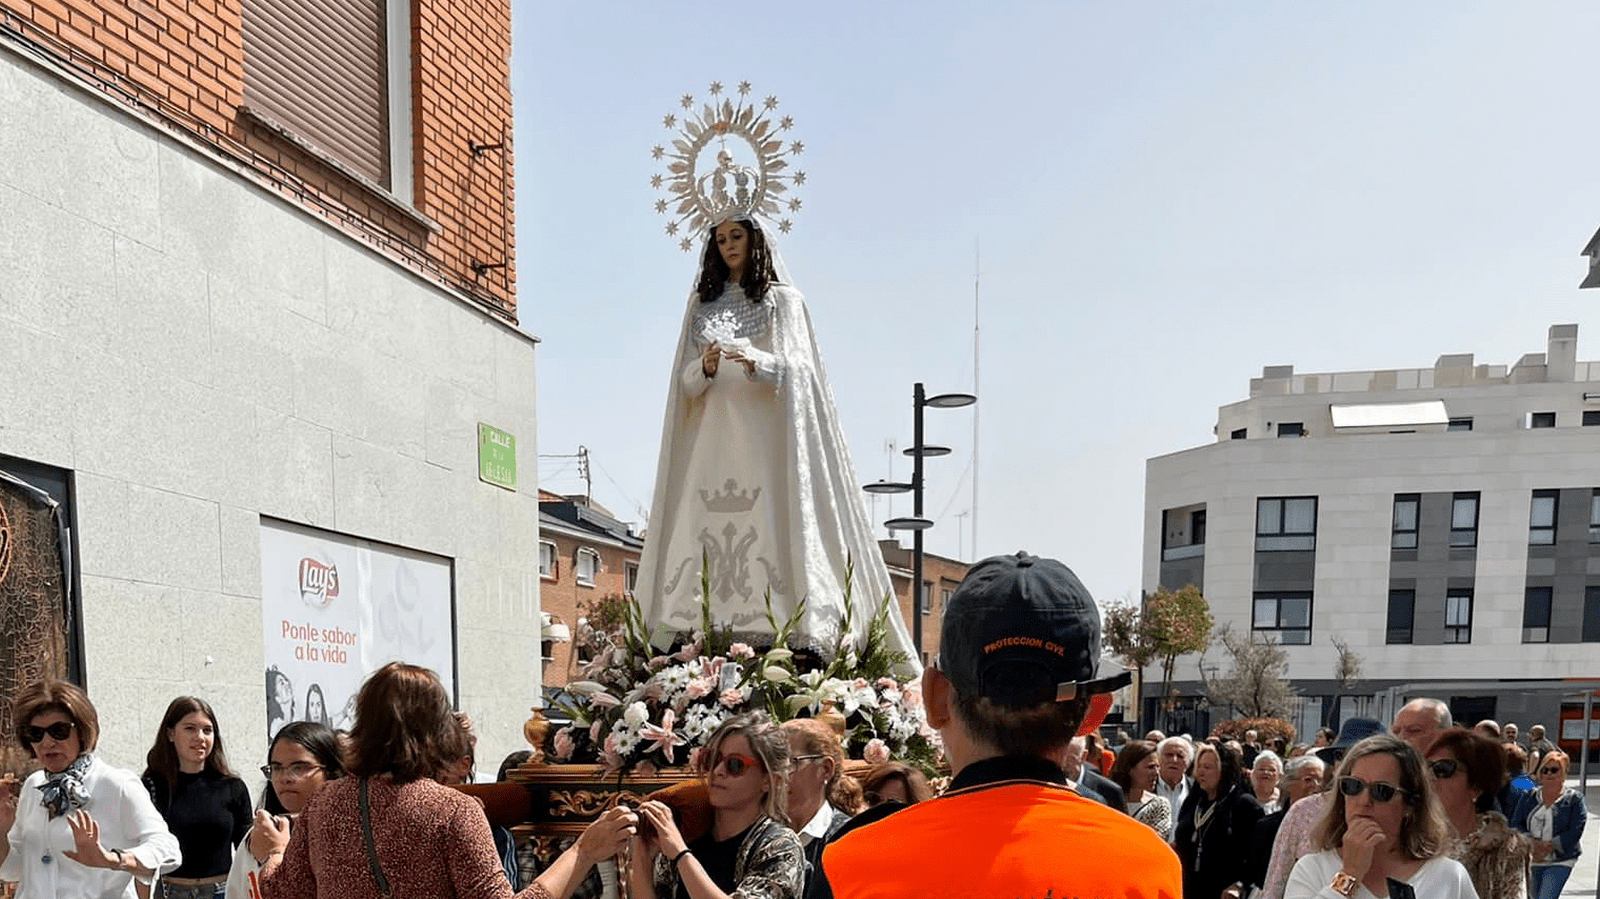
[624, 701, 649, 728]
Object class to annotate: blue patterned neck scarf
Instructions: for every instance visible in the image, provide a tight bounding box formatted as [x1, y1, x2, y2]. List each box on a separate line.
[37, 753, 93, 819]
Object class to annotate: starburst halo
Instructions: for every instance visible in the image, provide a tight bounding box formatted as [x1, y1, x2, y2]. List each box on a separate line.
[652, 80, 806, 250]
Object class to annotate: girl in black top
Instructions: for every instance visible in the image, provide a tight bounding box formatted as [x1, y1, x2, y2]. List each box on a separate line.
[143, 696, 252, 899]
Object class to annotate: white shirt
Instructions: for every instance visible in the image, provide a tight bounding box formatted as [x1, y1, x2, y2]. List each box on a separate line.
[1284, 849, 1479, 899]
[0, 757, 181, 899]
[1155, 774, 1191, 840]
[795, 800, 836, 846]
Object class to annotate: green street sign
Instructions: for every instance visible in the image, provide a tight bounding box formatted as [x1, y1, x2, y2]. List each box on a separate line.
[478, 423, 516, 491]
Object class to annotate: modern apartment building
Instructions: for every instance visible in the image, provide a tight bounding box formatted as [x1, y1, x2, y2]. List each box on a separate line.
[1144, 324, 1600, 747]
[0, 0, 538, 777]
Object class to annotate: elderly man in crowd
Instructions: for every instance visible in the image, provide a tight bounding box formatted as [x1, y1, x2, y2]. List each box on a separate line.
[1153, 735, 1193, 841]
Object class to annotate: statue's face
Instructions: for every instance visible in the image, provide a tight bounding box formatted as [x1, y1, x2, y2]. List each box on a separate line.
[714, 220, 750, 278]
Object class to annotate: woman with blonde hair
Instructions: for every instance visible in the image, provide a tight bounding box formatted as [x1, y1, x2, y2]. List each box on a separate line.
[262, 661, 634, 899]
[1285, 734, 1476, 898]
[629, 712, 803, 899]
[1509, 749, 1586, 899]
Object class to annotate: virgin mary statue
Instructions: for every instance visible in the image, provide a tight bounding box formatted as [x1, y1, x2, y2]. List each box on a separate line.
[635, 85, 916, 667]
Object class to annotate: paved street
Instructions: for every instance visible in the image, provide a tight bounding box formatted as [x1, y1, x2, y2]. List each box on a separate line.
[1559, 781, 1599, 897]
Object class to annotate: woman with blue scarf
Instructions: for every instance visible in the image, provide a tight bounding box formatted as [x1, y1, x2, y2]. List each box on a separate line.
[0, 680, 181, 898]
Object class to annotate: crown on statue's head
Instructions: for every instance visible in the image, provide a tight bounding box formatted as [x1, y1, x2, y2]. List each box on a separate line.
[651, 80, 807, 251]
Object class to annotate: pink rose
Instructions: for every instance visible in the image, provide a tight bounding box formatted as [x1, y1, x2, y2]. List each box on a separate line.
[553, 729, 575, 761]
[864, 738, 891, 765]
[589, 720, 603, 742]
[876, 677, 898, 691]
[636, 760, 658, 777]
[719, 688, 745, 708]
[685, 678, 712, 700]
[687, 746, 704, 772]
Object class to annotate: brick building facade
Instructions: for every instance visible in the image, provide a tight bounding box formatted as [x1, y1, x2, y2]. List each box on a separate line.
[536, 491, 644, 688]
[877, 539, 969, 665]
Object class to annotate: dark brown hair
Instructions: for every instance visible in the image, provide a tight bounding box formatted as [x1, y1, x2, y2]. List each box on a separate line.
[13, 680, 98, 753]
[262, 721, 345, 815]
[780, 717, 860, 814]
[1314, 734, 1447, 861]
[1109, 739, 1158, 793]
[1426, 727, 1505, 814]
[695, 218, 776, 304]
[951, 688, 1089, 759]
[144, 696, 237, 799]
[344, 662, 468, 782]
[862, 761, 934, 805]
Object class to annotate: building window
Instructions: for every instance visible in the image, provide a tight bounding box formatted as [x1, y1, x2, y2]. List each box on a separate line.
[1256, 497, 1317, 551]
[1530, 490, 1559, 545]
[624, 562, 639, 597]
[1277, 422, 1304, 438]
[1449, 492, 1480, 548]
[1524, 587, 1552, 643]
[919, 582, 932, 615]
[574, 549, 599, 587]
[1253, 592, 1312, 644]
[1590, 490, 1600, 543]
[1230, 428, 1247, 440]
[1191, 510, 1207, 545]
[1386, 589, 1414, 644]
[1392, 494, 1419, 550]
[1530, 412, 1556, 428]
[538, 542, 557, 579]
[1586, 587, 1600, 642]
[241, 0, 413, 198]
[1448, 417, 1474, 432]
[1584, 410, 1600, 427]
[1444, 589, 1473, 643]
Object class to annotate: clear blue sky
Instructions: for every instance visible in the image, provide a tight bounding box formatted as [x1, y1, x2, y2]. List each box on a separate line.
[513, 2, 1600, 608]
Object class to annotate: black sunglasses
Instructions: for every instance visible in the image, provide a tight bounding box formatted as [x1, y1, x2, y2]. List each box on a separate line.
[21, 722, 76, 745]
[1539, 766, 1563, 776]
[1428, 759, 1461, 780]
[1338, 776, 1408, 804]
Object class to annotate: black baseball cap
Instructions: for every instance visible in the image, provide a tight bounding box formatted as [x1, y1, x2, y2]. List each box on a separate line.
[935, 552, 1131, 716]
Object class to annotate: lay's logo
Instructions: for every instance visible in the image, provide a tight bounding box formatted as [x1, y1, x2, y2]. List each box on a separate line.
[298, 557, 339, 608]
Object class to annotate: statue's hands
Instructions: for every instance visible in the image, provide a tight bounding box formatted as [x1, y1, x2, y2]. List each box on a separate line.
[701, 342, 721, 378]
[721, 348, 757, 376]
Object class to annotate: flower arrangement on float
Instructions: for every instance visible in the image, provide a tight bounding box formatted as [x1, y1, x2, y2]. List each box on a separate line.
[547, 567, 941, 776]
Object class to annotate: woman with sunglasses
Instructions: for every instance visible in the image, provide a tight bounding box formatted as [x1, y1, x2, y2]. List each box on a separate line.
[1174, 741, 1262, 899]
[0, 679, 181, 898]
[777, 718, 855, 894]
[1509, 750, 1586, 899]
[142, 696, 252, 899]
[1285, 734, 1476, 898]
[629, 712, 804, 899]
[224, 721, 345, 899]
[1426, 727, 1528, 899]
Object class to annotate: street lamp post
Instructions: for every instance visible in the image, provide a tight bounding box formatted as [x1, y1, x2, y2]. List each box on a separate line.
[863, 381, 976, 656]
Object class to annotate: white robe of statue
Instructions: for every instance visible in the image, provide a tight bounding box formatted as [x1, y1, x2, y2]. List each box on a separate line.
[635, 237, 917, 668]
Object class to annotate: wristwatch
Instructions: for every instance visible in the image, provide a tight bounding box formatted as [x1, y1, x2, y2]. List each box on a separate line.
[1329, 871, 1360, 897]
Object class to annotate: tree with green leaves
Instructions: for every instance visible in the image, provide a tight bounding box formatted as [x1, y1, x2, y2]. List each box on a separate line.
[1103, 584, 1213, 730]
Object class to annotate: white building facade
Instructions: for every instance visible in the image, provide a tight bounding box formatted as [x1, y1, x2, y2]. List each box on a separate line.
[0, 37, 543, 777]
[1144, 324, 1600, 747]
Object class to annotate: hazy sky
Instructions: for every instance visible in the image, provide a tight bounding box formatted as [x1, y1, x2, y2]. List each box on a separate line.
[513, 3, 1600, 608]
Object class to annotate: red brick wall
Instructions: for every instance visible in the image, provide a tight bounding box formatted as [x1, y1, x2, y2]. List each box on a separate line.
[537, 532, 638, 688]
[1, 0, 516, 320]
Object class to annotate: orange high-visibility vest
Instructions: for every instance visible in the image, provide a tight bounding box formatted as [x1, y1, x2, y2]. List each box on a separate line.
[821, 779, 1182, 899]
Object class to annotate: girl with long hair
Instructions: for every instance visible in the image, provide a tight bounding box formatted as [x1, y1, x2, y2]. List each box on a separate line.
[142, 696, 252, 899]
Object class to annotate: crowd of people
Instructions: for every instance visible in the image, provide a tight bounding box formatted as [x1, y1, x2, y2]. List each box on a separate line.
[0, 552, 1592, 898]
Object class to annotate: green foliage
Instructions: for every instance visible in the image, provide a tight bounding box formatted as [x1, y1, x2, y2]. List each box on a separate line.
[1106, 585, 1214, 724]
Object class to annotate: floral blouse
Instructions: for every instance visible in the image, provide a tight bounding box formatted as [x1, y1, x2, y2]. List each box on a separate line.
[1449, 811, 1529, 899]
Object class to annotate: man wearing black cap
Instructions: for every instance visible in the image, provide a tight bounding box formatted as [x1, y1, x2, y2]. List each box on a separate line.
[813, 552, 1181, 899]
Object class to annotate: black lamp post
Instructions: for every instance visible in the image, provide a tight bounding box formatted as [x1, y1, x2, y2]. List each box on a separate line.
[864, 381, 976, 656]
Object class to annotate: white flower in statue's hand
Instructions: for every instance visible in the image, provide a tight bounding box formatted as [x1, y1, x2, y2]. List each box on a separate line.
[624, 702, 649, 728]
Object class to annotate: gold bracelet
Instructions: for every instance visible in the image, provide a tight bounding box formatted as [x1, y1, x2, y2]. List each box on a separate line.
[1329, 871, 1360, 897]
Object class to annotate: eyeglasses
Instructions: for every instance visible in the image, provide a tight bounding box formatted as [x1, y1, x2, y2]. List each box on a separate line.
[261, 762, 324, 781]
[1338, 776, 1409, 804]
[709, 753, 762, 777]
[791, 754, 824, 769]
[21, 722, 76, 745]
[1539, 766, 1563, 776]
[1429, 759, 1462, 780]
